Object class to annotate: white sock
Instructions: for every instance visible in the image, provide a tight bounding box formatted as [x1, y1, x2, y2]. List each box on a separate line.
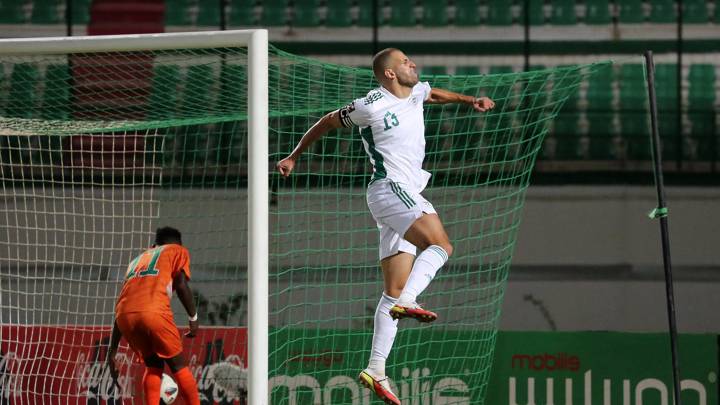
[367, 293, 398, 377]
[398, 245, 449, 305]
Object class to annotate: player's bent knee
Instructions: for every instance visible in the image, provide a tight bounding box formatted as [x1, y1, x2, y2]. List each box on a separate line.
[144, 354, 164, 369]
[419, 242, 453, 258]
[167, 353, 188, 373]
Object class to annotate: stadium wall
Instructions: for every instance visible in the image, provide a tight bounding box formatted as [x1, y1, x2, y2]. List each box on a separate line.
[2, 185, 718, 332]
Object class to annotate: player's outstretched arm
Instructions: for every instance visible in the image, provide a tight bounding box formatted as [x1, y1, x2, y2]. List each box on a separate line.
[174, 271, 199, 338]
[426, 88, 495, 112]
[276, 110, 344, 177]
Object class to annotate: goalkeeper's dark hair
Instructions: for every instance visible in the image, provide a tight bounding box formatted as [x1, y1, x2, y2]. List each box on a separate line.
[372, 47, 401, 81]
[155, 226, 182, 246]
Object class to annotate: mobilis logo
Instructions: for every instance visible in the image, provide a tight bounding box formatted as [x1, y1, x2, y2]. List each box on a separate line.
[507, 370, 710, 405]
[270, 367, 470, 405]
[507, 353, 710, 405]
[512, 353, 581, 372]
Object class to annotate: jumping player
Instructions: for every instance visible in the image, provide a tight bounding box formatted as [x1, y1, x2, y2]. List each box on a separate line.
[277, 48, 494, 404]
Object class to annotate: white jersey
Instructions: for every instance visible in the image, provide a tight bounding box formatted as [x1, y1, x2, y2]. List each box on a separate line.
[339, 82, 433, 193]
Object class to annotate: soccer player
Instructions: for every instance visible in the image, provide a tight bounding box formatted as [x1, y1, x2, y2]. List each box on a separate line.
[107, 226, 200, 405]
[277, 48, 495, 404]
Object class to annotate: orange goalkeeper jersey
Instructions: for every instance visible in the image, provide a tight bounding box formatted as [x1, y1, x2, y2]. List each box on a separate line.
[115, 243, 191, 316]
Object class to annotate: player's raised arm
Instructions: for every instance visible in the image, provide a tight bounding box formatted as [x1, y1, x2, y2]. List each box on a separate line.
[276, 110, 344, 177]
[173, 271, 199, 338]
[425, 88, 495, 112]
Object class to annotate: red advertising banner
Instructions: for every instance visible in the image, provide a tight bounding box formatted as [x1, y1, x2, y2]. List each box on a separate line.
[0, 325, 248, 405]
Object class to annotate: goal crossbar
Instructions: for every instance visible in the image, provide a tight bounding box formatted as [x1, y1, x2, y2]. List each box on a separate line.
[0, 30, 263, 55]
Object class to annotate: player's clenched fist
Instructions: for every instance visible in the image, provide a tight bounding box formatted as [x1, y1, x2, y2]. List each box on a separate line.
[471, 97, 495, 112]
[277, 156, 296, 177]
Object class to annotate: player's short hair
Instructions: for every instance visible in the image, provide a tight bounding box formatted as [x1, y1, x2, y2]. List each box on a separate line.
[372, 48, 401, 81]
[155, 226, 182, 245]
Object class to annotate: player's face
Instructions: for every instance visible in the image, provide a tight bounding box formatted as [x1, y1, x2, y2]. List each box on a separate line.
[392, 52, 419, 88]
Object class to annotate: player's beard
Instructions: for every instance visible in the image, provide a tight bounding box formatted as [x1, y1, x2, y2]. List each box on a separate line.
[397, 71, 418, 88]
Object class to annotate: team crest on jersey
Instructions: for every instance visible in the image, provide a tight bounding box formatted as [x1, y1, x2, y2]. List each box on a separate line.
[363, 92, 384, 105]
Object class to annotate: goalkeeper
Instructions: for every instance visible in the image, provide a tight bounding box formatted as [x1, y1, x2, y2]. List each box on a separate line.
[277, 48, 494, 405]
[107, 226, 200, 405]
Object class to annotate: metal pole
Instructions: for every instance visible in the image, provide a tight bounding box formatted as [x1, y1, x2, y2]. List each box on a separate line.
[677, 0, 684, 169]
[65, 0, 73, 36]
[219, 0, 227, 30]
[372, 0, 379, 55]
[644, 50, 682, 405]
[523, 0, 530, 71]
[717, 336, 720, 404]
[712, 112, 717, 173]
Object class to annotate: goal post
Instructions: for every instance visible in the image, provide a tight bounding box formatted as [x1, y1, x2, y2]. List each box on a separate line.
[0, 29, 268, 404]
[246, 29, 269, 405]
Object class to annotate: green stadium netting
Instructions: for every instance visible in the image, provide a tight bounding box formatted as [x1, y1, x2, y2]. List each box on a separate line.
[0, 43, 611, 404]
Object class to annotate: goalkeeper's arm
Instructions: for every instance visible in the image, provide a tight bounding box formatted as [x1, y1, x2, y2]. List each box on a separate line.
[276, 110, 343, 177]
[108, 320, 122, 358]
[425, 88, 495, 112]
[106, 319, 122, 388]
[173, 271, 199, 338]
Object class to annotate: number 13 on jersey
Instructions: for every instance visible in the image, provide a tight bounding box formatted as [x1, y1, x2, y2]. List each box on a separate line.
[383, 111, 399, 131]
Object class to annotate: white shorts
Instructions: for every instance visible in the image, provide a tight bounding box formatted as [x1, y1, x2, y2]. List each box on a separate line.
[366, 179, 437, 260]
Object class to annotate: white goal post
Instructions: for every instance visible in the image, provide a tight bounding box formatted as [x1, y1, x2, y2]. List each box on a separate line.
[0, 30, 269, 405]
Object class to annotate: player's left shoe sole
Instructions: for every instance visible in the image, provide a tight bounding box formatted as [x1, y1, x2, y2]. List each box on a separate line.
[358, 371, 401, 405]
[389, 304, 437, 323]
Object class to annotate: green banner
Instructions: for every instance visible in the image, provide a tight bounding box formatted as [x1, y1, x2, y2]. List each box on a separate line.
[486, 332, 717, 405]
[269, 328, 487, 404]
[269, 330, 717, 405]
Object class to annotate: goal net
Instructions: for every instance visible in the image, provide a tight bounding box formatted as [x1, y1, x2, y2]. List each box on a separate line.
[0, 31, 610, 404]
[267, 51, 609, 404]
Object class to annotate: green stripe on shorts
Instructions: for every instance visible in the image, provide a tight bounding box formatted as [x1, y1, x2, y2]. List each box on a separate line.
[390, 182, 414, 209]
